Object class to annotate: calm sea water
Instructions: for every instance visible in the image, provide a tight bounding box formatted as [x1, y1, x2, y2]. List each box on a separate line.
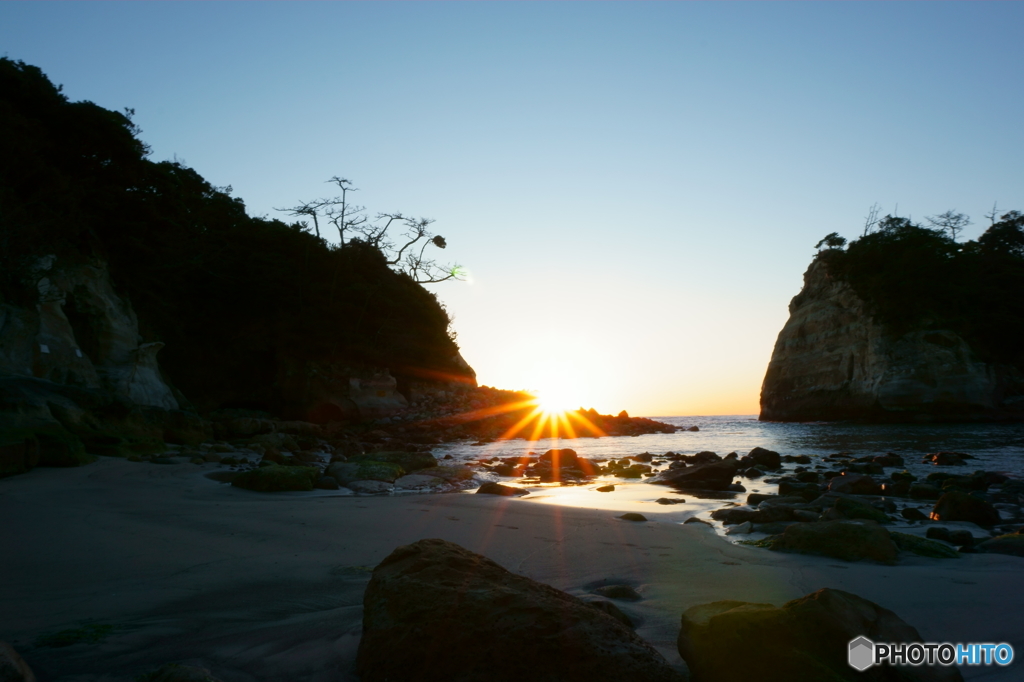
[433, 415, 1024, 529]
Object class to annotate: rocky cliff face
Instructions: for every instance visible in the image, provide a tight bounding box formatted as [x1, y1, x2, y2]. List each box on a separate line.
[274, 353, 476, 424]
[0, 256, 214, 476]
[0, 254, 477, 426]
[0, 255, 179, 409]
[760, 257, 1024, 422]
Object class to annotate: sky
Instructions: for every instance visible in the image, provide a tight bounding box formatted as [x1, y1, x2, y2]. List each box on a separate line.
[2, 2, 1022, 417]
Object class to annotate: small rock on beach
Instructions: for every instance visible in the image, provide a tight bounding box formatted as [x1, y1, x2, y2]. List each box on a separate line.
[476, 482, 528, 496]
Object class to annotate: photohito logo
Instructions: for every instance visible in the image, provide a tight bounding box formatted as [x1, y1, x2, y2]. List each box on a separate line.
[848, 637, 1014, 670]
[848, 637, 874, 671]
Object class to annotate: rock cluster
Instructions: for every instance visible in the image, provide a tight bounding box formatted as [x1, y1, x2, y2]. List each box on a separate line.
[354, 541, 966, 682]
[0, 376, 209, 478]
[220, 442, 479, 495]
[703, 447, 1024, 561]
[649, 450, 750, 493]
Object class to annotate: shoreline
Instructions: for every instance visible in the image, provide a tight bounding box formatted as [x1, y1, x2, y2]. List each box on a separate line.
[2, 457, 1022, 681]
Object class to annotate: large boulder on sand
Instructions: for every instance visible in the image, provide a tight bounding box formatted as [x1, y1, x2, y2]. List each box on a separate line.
[767, 520, 899, 564]
[356, 539, 685, 682]
[930, 491, 1000, 528]
[678, 588, 962, 682]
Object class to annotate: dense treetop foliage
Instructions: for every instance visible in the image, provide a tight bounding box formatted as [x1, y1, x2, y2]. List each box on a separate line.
[0, 58, 465, 410]
[815, 211, 1024, 368]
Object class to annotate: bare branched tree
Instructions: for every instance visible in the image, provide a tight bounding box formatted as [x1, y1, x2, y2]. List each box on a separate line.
[984, 202, 1000, 226]
[926, 210, 972, 242]
[275, 177, 366, 242]
[862, 202, 881, 237]
[277, 176, 464, 284]
[323, 176, 367, 244]
[275, 197, 327, 239]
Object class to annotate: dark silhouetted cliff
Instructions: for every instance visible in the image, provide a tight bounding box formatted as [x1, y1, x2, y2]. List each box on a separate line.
[0, 58, 474, 421]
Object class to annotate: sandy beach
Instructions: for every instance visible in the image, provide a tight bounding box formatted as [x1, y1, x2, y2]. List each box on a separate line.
[2, 457, 1021, 681]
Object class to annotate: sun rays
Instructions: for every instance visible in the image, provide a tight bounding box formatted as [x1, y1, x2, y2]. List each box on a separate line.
[533, 386, 579, 416]
[428, 392, 607, 443]
[494, 394, 606, 443]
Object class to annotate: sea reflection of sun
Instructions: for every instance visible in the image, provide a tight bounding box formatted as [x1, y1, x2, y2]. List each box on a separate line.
[452, 391, 619, 571]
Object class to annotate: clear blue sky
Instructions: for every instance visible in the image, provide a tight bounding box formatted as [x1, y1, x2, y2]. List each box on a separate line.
[3, 2, 1022, 416]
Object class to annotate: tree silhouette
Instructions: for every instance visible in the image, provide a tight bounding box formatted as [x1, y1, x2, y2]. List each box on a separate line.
[978, 211, 1024, 258]
[926, 210, 971, 242]
[275, 176, 366, 243]
[861, 202, 882, 237]
[815, 232, 847, 250]
[820, 208, 1024, 368]
[278, 177, 464, 284]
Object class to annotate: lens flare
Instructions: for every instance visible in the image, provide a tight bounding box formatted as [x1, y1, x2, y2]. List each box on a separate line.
[533, 387, 579, 416]
[409, 373, 607, 442]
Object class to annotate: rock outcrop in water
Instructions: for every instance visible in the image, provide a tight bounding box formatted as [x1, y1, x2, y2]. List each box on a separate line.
[760, 257, 1024, 422]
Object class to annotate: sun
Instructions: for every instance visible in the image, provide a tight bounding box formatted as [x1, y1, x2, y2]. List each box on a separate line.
[532, 386, 580, 416]
[464, 380, 605, 442]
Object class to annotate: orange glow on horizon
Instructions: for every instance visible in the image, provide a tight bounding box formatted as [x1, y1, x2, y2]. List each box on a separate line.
[497, 394, 607, 443]
[429, 391, 609, 444]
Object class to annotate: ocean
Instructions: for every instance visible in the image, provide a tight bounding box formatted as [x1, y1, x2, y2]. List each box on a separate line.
[433, 415, 1024, 533]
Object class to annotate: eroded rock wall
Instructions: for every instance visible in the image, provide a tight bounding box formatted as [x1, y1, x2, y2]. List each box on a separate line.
[278, 354, 478, 424]
[760, 257, 1024, 421]
[0, 256, 178, 410]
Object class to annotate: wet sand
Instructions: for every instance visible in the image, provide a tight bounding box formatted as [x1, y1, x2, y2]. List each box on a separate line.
[1, 457, 1021, 681]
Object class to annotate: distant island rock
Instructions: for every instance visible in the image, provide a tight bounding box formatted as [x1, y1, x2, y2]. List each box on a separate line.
[761, 214, 1024, 422]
